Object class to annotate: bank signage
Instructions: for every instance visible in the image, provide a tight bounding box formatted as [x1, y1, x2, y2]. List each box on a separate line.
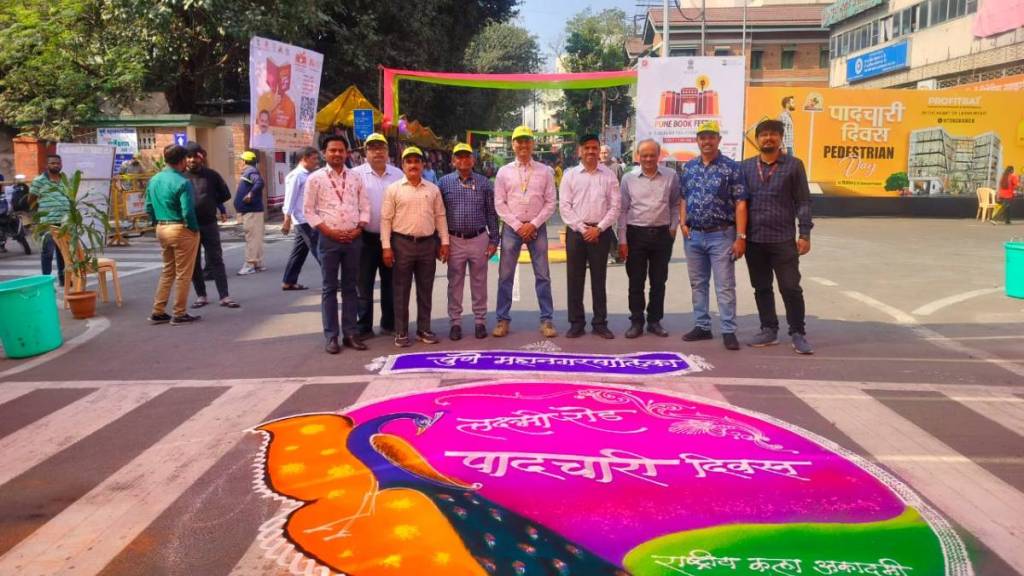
[847, 41, 910, 83]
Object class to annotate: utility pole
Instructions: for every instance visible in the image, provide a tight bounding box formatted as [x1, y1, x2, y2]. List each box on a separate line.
[742, 0, 748, 58]
[701, 0, 707, 55]
[662, 0, 670, 57]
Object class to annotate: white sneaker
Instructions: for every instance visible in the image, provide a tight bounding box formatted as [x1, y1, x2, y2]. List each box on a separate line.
[237, 265, 256, 275]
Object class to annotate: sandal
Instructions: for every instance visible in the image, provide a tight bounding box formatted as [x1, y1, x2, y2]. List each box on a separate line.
[191, 298, 209, 308]
[220, 299, 241, 308]
[282, 284, 308, 291]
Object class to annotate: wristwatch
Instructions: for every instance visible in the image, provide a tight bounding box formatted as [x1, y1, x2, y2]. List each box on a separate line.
[737, 233, 747, 240]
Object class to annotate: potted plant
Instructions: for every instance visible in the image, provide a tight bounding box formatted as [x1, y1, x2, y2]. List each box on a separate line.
[32, 170, 109, 319]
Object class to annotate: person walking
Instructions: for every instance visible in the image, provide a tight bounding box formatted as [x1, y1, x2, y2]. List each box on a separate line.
[679, 121, 748, 351]
[493, 125, 558, 338]
[352, 133, 402, 338]
[997, 166, 1018, 225]
[740, 119, 814, 355]
[146, 144, 201, 326]
[618, 138, 681, 339]
[304, 135, 370, 355]
[560, 134, 621, 339]
[601, 144, 626, 266]
[183, 143, 239, 310]
[30, 154, 67, 286]
[234, 150, 266, 275]
[438, 143, 499, 341]
[281, 146, 322, 289]
[381, 146, 450, 347]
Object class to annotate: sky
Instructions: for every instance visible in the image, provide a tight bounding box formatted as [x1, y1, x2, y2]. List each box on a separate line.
[515, 0, 639, 70]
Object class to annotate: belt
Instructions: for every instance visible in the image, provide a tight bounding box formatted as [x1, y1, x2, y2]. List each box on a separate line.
[689, 223, 734, 233]
[157, 220, 184, 225]
[393, 232, 435, 243]
[450, 227, 487, 239]
[627, 224, 670, 232]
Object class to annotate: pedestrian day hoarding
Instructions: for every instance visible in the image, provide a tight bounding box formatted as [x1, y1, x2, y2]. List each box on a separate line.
[635, 56, 746, 163]
[249, 37, 324, 151]
[744, 86, 1024, 196]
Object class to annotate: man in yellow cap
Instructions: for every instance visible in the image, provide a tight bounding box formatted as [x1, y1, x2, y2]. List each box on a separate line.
[438, 143, 499, 340]
[493, 125, 558, 338]
[352, 132, 403, 338]
[234, 150, 266, 275]
[381, 146, 450, 347]
[679, 120, 748, 351]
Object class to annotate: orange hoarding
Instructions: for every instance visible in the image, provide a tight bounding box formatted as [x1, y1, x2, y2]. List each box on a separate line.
[744, 86, 1024, 196]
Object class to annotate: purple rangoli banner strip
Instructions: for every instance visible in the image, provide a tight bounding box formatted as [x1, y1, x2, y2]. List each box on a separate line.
[377, 350, 709, 377]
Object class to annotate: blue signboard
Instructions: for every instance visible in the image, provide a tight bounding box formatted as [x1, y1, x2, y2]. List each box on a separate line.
[173, 132, 188, 147]
[353, 109, 374, 141]
[847, 41, 910, 83]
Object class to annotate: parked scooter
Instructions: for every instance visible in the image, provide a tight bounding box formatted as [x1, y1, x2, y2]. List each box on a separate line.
[0, 177, 32, 254]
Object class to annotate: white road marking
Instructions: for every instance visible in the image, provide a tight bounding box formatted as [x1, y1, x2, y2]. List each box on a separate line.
[808, 277, 838, 287]
[842, 290, 918, 325]
[792, 383, 1024, 571]
[0, 382, 302, 576]
[913, 287, 1005, 316]
[0, 317, 111, 379]
[948, 389, 1024, 438]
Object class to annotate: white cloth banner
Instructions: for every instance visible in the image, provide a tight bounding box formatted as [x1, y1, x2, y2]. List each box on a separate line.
[636, 56, 746, 163]
[248, 37, 324, 152]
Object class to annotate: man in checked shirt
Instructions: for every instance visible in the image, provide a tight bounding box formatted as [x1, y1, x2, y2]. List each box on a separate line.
[438, 143, 499, 341]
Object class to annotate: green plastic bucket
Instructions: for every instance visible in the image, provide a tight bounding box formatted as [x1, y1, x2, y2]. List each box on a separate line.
[1008, 242, 1024, 299]
[0, 275, 63, 358]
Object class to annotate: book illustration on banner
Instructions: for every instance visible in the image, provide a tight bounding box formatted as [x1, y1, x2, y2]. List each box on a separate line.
[256, 58, 296, 130]
[366, 350, 712, 377]
[248, 381, 968, 576]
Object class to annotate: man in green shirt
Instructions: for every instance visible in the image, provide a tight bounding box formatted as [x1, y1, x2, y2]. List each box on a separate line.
[145, 144, 201, 325]
[30, 155, 70, 285]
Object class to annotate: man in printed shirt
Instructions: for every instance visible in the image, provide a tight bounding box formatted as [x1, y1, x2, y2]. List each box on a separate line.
[352, 132, 403, 338]
[679, 120, 749, 351]
[438, 143, 499, 341]
[559, 134, 621, 339]
[493, 125, 558, 338]
[618, 138, 681, 339]
[740, 119, 814, 355]
[303, 135, 370, 355]
[281, 146, 322, 291]
[381, 146, 450, 348]
[30, 154, 69, 286]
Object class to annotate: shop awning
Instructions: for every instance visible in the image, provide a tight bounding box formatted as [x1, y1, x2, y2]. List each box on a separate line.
[315, 86, 382, 132]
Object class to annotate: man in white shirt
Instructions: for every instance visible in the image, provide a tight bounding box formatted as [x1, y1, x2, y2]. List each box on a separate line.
[351, 132, 403, 338]
[560, 134, 621, 339]
[281, 146, 321, 290]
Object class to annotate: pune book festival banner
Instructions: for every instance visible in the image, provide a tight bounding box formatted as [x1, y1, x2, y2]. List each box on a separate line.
[745, 86, 1024, 196]
[249, 37, 324, 151]
[636, 56, 747, 163]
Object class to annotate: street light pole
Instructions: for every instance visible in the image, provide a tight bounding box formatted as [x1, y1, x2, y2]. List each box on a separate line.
[701, 0, 707, 55]
[662, 0, 670, 57]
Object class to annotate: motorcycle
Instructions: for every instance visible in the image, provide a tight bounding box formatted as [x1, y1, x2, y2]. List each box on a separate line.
[0, 182, 32, 255]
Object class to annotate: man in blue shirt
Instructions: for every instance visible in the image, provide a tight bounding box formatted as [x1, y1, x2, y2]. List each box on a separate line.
[234, 150, 265, 275]
[438, 143, 499, 341]
[679, 120, 748, 350]
[281, 146, 322, 290]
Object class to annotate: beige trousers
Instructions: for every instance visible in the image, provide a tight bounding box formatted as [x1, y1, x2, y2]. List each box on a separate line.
[241, 212, 265, 266]
[153, 224, 200, 317]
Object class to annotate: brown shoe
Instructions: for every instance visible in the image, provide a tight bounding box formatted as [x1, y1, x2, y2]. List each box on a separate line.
[492, 319, 510, 337]
[540, 320, 557, 338]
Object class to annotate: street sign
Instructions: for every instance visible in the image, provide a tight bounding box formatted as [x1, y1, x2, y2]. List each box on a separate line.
[173, 132, 188, 147]
[353, 109, 374, 141]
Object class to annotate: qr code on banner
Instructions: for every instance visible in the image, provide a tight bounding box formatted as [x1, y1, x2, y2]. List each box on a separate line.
[299, 96, 316, 129]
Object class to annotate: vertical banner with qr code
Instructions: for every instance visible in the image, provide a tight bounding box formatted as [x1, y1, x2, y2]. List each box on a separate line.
[249, 37, 324, 151]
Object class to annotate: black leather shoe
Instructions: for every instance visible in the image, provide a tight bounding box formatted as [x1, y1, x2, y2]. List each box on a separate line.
[565, 324, 586, 338]
[325, 338, 341, 354]
[592, 325, 615, 339]
[475, 324, 487, 339]
[624, 323, 643, 339]
[343, 336, 367, 351]
[682, 326, 713, 341]
[723, 333, 740, 350]
[449, 325, 462, 341]
[355, 328, 375, 340]
[646, 322, 669, 337]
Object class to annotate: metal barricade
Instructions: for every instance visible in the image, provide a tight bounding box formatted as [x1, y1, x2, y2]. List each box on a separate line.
[108, 174, 155, 246]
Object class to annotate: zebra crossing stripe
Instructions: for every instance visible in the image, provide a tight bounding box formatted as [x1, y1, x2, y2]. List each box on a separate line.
[790, 383, 1024, 571]
[0, 388, 94, 441]
[0, 383, 300, 575]
[946, 390, 1024, 438]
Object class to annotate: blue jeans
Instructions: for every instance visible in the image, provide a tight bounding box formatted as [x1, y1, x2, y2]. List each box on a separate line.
[684, 227, 737, 334]
[496, 224, 553, 322]
[319, 235, 362, 341]
[41, 233, 65, 284]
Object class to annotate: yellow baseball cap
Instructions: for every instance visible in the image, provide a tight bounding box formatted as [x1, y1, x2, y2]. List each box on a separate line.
[401, 146, 424, 160]
[696, 120, 720, 135]
[452, 143, 473, 155]
[511, 125, 535, 140]
[238, 151, 257, 162]
[365, 132, 388, 145]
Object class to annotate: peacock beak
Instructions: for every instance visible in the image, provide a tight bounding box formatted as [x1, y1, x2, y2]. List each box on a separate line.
[415, 411, 445, 435]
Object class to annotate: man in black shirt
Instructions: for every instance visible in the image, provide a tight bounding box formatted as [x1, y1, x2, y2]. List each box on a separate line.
[184, 143, 239, 309]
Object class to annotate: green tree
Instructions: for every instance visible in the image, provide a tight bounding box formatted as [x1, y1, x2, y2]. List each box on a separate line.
[0, 1, 147, 140]
[459, 22, 543, 132]
[556, 8, 633, 135]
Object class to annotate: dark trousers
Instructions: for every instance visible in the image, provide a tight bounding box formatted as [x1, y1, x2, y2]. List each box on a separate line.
[191, 221, 229, 300]
[282, 223, 321, 285]
[392, 234, 437, 335]
[357, 232, 394, 333]
[745, 240, 806, 335]
[41, 234, 65, 283]
[625, 225, 673, 324]
[1000, 198, 1013, 224]
[565, 227, 613, 328]
[319, 235, 362, 341]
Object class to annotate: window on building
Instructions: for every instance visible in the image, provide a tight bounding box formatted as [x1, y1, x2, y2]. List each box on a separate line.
[781, 47, 796, 69]
[751, 50, 764, 70]
[871, 20, 880, 45]
[953, 0, 967, 18]
[917, 3, 929, 28]
[932, 0, 948, 25]
[819, 48, 829, 68]
[966, 0, 978, 14]
[138, 128, 157, 150]
[714, 47, 732, 56]
[672, 48, 698, 56]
